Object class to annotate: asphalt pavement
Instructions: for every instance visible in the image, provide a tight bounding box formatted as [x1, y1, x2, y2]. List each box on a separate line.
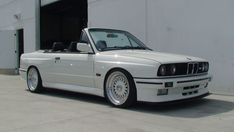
[0, 75, 234, 132]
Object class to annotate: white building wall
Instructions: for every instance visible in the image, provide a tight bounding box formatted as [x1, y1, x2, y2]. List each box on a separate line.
[0, 0, 38, 53]
[88, 0, 234, 95]
[0, 30, 17, 69]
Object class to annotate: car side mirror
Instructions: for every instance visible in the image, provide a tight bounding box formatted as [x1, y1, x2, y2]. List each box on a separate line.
[77, 43, 92, 53]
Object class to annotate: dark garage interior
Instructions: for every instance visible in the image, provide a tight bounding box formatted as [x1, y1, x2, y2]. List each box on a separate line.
[40, 0, 87, 49]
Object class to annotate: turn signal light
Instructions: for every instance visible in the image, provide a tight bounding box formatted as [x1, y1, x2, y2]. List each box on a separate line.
[165, 82, 173, 88]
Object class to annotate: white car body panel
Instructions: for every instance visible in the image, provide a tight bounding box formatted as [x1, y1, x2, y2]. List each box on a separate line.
[99, 50, 206, 64]
[20, 28, 212, 103]
[43, 53, 94, 87]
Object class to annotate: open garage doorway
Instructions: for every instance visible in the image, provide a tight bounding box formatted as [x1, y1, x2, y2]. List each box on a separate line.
[40, 0, 87, 49]
[17, 29, 24, 69]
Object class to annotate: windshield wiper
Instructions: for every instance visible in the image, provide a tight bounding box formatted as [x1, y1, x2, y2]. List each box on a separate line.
[118, 46, 148, 50]
[101, 47, 122, 51]
[101, 46, 150, 51]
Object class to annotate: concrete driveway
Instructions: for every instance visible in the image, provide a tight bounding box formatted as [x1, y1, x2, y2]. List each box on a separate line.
[0, 75, 234, 132]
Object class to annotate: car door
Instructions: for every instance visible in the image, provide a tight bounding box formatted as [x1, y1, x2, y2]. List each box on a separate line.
[48, 31, 95, 88]
[55, 53, 95, 88]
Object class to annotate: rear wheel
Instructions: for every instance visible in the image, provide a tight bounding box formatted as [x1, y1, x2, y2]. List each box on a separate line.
[27, 67, 43, 93]
[105, 69, 136, 108]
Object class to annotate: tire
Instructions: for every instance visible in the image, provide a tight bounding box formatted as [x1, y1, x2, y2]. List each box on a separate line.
[104, 69, 136, 108]
[27, 67, 43, 93]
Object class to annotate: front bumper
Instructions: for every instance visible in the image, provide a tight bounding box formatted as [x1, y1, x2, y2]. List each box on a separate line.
[134, 74, 212, 102]
[19, 68, 27, 80]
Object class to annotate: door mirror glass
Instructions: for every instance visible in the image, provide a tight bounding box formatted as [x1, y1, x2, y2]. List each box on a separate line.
[77, 43, 92, 53]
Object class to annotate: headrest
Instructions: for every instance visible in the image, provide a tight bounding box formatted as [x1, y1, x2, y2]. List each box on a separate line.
[52, 42, 65, 51]
[96, 40, 107, 51]
[68, 41, 79, 52]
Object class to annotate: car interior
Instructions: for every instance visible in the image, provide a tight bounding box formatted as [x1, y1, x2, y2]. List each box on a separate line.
[44, 41, 78, 53]
[96, 40, 107, 51]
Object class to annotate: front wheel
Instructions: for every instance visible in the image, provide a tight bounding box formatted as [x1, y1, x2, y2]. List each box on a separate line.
[27, 67, 43, 93]
[105, 70, 136, 108]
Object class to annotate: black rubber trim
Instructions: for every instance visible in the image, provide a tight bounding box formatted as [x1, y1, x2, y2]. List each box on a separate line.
[136, 81, 163, 85]
[177, 78, 210, 84]
[96, 73, 101, 77]
[134, 73, 208, 80]
[19, 69, 27, 72]
[141, 92, 210, 104]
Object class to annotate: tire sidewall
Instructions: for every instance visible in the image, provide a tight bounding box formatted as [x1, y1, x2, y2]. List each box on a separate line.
[27, 67, 42, 93]
[104, 69, 136, 108]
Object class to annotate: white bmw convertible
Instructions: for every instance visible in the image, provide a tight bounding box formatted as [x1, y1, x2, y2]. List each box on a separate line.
[20, 28, 212, 107]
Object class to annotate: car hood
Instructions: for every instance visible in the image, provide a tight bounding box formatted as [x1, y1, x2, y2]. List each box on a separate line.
[99, 50, 206, 64]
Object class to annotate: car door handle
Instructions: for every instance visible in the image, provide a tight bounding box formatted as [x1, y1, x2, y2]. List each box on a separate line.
[54, 57, 61, 63]
[55, 57, 60, 60]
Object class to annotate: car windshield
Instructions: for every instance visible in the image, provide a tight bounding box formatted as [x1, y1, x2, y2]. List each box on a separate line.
[89, 29, 151, 51]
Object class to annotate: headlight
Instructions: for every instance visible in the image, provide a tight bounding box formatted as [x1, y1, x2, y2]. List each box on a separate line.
[201, 62, 209, 72]
[159, 65, 166, 76]
[204, 62, 209, 72]
[158, 62, 209, 77]
[170, 65, 176, 75]
[201, 63, 206, 71]
[198, 62, 209, 73]
[158, 64, 177, 76]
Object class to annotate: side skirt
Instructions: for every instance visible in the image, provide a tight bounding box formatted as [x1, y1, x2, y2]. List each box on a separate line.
[43, 82, 104, 97]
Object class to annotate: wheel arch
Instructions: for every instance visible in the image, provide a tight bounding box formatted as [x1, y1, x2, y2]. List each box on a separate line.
[27, 65, 39, 73]
[27, 65, 42, 82]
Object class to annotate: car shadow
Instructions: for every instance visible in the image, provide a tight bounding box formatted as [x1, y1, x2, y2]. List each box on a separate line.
[130, 98, 234, 118]
[40, 88, 108, 105]
[39, 88, 234, 118]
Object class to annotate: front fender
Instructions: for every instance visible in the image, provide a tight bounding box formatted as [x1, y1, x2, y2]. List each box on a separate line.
[94, 55, 160, 92]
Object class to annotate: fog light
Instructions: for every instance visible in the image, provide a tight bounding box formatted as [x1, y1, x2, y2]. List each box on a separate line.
[165, 82, 173, 88]
[157, 89, 168, 96]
